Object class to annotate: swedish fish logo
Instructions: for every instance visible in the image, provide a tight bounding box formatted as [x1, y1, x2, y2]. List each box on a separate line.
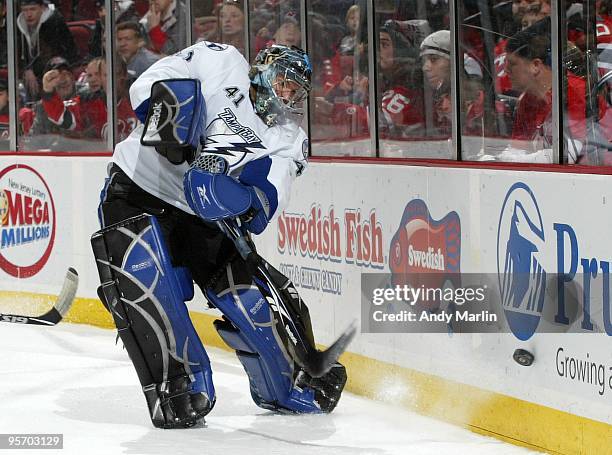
[389, 199, 461, 312]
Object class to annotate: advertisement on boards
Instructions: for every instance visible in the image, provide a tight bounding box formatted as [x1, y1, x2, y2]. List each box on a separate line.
[0, 164, 55, 278]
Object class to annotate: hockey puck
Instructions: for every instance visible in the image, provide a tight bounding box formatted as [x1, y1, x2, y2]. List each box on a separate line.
[513, 349, 534, 366]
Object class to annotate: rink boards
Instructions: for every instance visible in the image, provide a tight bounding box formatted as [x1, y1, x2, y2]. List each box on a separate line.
[0, 155, 609, 454]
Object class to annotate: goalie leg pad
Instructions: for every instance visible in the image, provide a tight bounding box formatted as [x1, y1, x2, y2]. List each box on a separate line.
[91, 214, 215, 428]
[206, 259, 346, 413]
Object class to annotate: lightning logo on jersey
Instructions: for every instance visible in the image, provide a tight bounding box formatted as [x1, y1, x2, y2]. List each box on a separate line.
[204, 108, 266, 167]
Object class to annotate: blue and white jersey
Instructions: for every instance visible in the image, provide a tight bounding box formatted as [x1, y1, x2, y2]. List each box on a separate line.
[112, 41, 308, 219]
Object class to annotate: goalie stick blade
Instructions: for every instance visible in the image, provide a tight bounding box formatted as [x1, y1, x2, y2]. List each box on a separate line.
[0, 268, 79, 326]
[302, 321, 357, 378]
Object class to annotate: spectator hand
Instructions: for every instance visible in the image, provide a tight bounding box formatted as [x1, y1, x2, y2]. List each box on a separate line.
[24, 69, 39, 98]
[314, 97, 334, 116]
[339, 76, 353, 92]
[355, 75, 369, 97]
[257, 27, 270, 38]
[147, 4, 162, 29]
[42, 70, 60, 94]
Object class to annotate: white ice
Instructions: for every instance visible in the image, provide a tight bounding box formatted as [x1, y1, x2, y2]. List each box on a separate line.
[0, 323, 538, 455]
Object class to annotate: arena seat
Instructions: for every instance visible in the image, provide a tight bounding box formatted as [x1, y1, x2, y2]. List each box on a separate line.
[74, 0, 100, 21]
[55, 1, 74, 21]
[68, 20, 96, 63]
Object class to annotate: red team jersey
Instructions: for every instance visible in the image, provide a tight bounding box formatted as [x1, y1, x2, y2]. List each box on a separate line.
[0, 111, 8, 139]
[40, 91, 138, 140]
[380, 86, 425, 136]
[324, 85, 425, 140]
[494, 39, 513, 95]
[512, 73, 587, 143]
[41, 91, 106, 137]
[597, 14, 612, 74]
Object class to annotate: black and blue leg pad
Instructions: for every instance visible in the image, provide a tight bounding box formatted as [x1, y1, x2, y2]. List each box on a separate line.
[91, 214, 215, 427]
[205, 268, 323, 414]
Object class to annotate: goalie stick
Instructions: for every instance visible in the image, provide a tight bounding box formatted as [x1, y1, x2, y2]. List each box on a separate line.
[217, 219, 356, 378]
[0, 268, 79, 326]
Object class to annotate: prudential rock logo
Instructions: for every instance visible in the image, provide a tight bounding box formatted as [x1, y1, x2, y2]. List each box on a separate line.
[497, 182, 547, 341]
[0, 165, 56, 278]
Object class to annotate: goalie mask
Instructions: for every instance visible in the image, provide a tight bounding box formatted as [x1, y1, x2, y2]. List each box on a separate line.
[249, 45, 312, 126]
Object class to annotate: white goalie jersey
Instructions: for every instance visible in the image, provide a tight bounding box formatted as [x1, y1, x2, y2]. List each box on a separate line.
[112, 40, 308, 219]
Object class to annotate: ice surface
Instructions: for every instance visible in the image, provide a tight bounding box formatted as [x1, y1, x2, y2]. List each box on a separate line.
[0, 323, 538, 455]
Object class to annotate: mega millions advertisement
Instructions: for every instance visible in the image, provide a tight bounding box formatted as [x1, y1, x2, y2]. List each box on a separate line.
[0, 164, 55, 278]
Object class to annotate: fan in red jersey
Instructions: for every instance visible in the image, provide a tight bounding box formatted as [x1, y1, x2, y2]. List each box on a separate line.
[505, 18, 588, 161]
[378, 23, 424, 139]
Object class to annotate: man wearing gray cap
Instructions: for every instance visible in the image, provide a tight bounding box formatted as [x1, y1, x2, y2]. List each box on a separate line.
[16, 0, 77, 100]
[420, 29, 482, 90]
[420, 29, 483, 135]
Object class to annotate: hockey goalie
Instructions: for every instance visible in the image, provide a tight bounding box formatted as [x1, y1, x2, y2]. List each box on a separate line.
[90, 42, 350, 429]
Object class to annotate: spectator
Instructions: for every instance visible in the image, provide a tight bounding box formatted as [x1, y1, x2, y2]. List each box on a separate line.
[378, 24, 424, 138]
[26, 56, 106, 139]
[510, 0, 551, 29]
[90, 0, 143, 58]
[216, 0, 245, 55]
[421, 30, 452, 90]
[194, 16, 219, 43]
[140, 0, 187, 55]
[521, 3, 547, 30]
[16, 0, 78, 100]
[116, 21, 160, 80]
[78, 57, 107, 137]
[115, 0, 141, 23]
[319, 23, 424, 141]
[75, 57, 104, 95]
[495, 0, 551, 96]
[0, 0, 6, 68]
[505, 18, 587, 154]
[27, 55, 138, 142]
[269, 14, 301, 48]
[308, 11, 343, 95]
[339, 5, 361, 56]
[420, 30, 452, 135]
[420, 30, 482, 136]
[29, 56, 81, 136]
[88, 0, 106, 58]
[98, 58, 139, 141]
